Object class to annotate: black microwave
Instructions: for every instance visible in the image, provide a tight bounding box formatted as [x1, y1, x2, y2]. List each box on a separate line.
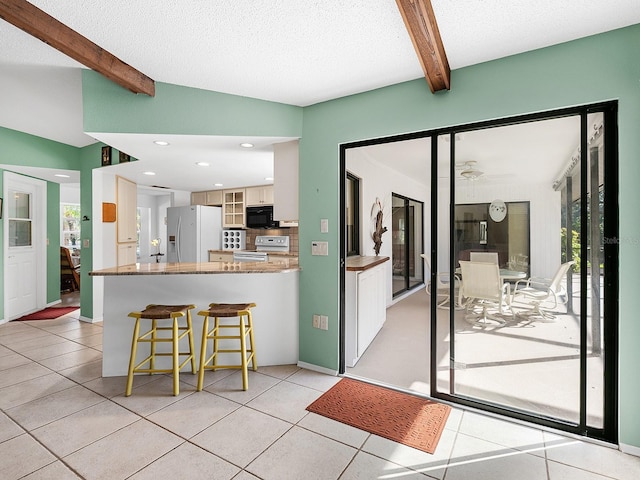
[246, 205, 279, 229]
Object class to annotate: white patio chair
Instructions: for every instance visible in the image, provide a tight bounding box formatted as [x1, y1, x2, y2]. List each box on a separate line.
[511, 261, 575, 319]
[459, 260, 512, 324]
[470, 251, 499, 264]
[421, 254, 460, 309]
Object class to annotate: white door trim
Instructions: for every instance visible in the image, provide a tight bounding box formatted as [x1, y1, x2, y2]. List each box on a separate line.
[3, 171, 47, 322]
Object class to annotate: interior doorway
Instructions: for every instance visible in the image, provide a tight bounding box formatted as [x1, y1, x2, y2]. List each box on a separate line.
[391, 193, 424, 297]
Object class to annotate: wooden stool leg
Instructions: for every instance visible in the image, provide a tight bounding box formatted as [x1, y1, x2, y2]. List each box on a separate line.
[126, 318, 141, 396]
[239, 314, 248, 391]
[247, 310, 257, 371]
[149, 319, 157, 373]
[212, 317, 220, 368]
[171, 317, 179, 396]
[197, 316, 209, 391]
[187, 311, 196, 374]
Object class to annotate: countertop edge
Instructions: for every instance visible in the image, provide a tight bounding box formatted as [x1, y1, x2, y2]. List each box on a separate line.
[90, 261, 300, 276]
[346, 256, 390, 271]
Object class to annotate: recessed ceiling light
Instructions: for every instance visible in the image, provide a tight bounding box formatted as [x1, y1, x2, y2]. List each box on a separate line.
[196, 162, 210, 167]
[54, 174, 70, 178]
[143, 171, 156, 176]
[240, 142, 254, 148]
[154, 140, 170, 146]
[265, 177, 273, 181]
[214, 183, 223, 187]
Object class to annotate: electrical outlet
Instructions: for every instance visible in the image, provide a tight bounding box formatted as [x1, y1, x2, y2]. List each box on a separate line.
[312, 314, 320, 329]
[319, 315, 329, 330]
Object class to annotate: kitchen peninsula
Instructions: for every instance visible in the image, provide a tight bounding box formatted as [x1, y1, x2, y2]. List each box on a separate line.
[90, 259, 300, 377]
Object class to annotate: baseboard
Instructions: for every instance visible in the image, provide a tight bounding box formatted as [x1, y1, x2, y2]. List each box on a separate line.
[46, 300, 62, 307]
[80, 315, 102, 324]
[297, 361, 338, 376]
[620, 442, 640, 457]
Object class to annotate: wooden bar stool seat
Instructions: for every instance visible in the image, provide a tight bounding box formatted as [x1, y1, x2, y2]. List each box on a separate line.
[197, 302, 257, 391]
[126, 304, 196, 396]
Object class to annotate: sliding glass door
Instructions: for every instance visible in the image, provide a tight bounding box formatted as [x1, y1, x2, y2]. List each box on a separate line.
[433, 103, 618, 443]
[339, 101, 617, 444]
[392, 193, 424, 297]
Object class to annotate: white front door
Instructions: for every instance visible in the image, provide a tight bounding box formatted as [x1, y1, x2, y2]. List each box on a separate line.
[3, 172, 46, 321]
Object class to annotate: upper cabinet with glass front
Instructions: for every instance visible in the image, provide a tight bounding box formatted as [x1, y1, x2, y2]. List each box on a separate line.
[223, 188, 245, 228]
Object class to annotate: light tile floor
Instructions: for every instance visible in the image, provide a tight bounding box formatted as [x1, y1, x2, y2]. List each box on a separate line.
[1, 310, 639, 479]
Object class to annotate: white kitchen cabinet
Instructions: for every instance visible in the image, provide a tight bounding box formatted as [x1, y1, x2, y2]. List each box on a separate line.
[117, 176, 137, 243]
[273, 140, 298, 221]
[223, 188, 246, 228]
[117, 242, 137, 266]
[345, 258, 387, 367]
[246, 185, 274, 206]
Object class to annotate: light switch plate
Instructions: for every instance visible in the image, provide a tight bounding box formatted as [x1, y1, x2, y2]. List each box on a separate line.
[311, 241, 328, 256]
[320, 218, 329, 233]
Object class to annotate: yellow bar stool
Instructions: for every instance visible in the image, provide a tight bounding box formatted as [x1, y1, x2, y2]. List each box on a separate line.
[197, 303, 257, 391]
[126, 304, 196, 396]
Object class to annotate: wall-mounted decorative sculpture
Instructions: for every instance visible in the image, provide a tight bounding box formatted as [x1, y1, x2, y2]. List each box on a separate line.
[371, 197, 387, 256]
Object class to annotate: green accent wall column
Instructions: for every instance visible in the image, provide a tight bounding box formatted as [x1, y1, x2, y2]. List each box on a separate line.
[46, 182, 60, 304]
[78, 142, 104, 320]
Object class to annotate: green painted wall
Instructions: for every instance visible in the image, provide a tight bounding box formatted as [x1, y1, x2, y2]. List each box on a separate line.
[82, 71, 303, 137]
[299, 25, 640, 448]
[47, 182, 60, 303]
[0, 127, 80, 320]
[0, 126, 81, 170]
[78, 142, 104, 320]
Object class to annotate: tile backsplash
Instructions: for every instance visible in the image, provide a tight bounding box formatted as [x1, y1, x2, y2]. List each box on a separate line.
[244, 227, 299, 253]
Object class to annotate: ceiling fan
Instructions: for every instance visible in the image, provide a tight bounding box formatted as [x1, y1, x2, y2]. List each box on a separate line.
[455, 161, 484, 180]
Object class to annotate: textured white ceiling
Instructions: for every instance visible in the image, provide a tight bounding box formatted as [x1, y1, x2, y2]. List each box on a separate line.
[0, 1, 638, 191]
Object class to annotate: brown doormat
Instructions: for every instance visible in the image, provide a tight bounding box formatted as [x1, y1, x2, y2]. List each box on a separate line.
[16, 307, 79, 321]
[306, 378, 451, 454]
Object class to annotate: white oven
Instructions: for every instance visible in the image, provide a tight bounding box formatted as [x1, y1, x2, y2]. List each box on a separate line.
[232, 235, 290, 262]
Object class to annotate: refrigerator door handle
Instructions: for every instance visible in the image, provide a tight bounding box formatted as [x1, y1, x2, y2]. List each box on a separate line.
[176, 216, 182, 262]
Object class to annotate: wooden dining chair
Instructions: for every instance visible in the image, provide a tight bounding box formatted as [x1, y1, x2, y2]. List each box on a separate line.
[60, 246, 81, 292]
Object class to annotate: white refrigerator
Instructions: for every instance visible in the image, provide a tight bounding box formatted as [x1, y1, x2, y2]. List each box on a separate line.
[166, 205, 222, 262]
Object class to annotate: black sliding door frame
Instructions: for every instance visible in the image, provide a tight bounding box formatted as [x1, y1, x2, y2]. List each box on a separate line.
[339, 101, 618, 445]
[431, 101, 618, 444]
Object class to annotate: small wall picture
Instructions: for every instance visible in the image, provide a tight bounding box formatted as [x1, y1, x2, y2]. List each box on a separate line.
[101, 146, 112, 166]
[479, 220, 488, 244]
[119, 151, 131, 163]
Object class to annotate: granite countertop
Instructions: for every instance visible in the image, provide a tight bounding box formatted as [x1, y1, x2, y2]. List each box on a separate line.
[90, 259, 300, 276]
[346, 256, 390, 271]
